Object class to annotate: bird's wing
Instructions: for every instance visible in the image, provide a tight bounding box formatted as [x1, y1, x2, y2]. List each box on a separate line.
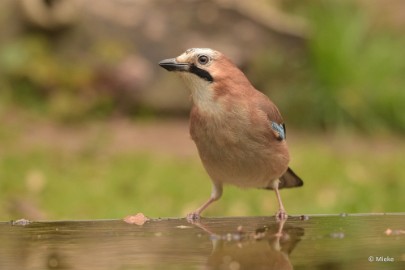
[256, 93, 286, 141]
[271, 122, 286, 141]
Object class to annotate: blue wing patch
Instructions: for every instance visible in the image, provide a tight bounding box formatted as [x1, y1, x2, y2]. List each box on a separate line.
[271, 122, 286, 141]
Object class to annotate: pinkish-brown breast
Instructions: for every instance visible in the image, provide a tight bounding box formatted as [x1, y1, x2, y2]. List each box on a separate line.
[189, 99, 290, 188]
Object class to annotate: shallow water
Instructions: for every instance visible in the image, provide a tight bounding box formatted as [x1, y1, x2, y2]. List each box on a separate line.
[0, 214, 404, 269]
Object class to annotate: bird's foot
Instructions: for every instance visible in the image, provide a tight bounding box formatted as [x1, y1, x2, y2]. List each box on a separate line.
[275, 209, 288, 221]
[186, 212, 201, 223]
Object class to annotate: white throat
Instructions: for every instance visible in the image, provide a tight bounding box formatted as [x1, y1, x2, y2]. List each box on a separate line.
[180, 73, 222, 114]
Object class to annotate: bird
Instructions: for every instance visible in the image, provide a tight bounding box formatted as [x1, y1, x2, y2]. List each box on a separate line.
[159, 48, 303, 221]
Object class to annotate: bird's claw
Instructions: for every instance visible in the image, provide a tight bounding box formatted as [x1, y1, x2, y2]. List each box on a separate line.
[276, 209, 288, 221]
[186, 212, 201, 223]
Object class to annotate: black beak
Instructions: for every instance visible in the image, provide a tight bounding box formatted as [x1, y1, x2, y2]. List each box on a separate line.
[159, 58, 189, 72]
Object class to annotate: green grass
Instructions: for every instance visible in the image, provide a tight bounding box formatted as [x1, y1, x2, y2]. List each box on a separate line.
[0, 118, 404, 221]
[249, 1, 405, 133]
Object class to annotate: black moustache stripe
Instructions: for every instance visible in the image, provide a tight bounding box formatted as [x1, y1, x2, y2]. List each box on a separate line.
[189, 64, 214, 82]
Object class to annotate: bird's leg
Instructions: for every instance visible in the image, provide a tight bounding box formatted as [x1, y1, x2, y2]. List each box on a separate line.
[274, 217, 286, 238]
[272, 180, 288, 220]
[187, 182, 222, 222]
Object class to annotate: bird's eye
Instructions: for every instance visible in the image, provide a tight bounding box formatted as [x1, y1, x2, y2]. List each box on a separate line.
[198, 55, 209, 65]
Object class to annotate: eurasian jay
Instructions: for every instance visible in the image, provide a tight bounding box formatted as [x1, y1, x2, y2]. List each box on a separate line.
[159, 48, 303, 221]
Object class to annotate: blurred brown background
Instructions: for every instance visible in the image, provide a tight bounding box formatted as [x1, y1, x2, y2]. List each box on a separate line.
[0, 0, 404, 220]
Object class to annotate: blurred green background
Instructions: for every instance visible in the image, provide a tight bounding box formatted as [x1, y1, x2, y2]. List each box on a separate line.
[0, 0, 404, 221]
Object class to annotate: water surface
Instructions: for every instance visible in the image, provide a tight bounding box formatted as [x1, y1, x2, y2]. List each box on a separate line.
[1, 214, 404, 269]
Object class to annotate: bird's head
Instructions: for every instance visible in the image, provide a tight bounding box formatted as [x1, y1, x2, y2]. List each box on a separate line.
[159, 48, 217, 83]
[159, 48, 251, 111]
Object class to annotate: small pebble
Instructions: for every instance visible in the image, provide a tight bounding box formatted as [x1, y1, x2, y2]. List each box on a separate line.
[385, 228, 405, 236]
[299, 215, 309, 221]
[176, 225, 192, 229]
[11, 219, 31, 226]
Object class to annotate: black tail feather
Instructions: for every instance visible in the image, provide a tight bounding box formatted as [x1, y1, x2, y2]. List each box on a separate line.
[264, 167, 303, 190]
[279, 167, 303, 189]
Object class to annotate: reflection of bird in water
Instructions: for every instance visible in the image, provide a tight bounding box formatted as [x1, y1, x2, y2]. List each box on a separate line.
[195, 220, 304, 270]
